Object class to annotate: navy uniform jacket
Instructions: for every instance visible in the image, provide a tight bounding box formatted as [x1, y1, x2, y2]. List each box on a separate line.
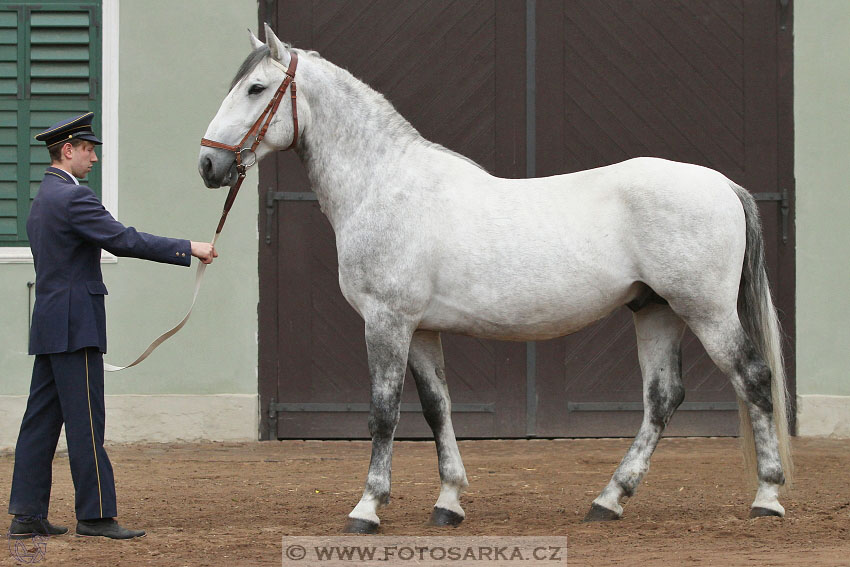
[27, 167, 191, 355]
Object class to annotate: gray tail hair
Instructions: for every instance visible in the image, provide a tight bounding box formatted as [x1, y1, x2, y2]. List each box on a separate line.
[729, 182, 793, 490]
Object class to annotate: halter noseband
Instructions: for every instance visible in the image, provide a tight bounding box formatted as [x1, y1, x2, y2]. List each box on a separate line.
[201, 52, 299, 176]
[201, 52, 299, 235]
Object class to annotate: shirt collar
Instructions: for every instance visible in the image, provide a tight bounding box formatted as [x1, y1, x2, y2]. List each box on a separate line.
[47, 166, 79, 185]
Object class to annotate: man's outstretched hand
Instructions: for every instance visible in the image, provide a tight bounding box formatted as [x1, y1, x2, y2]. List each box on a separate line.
[190, 241, 218, 264]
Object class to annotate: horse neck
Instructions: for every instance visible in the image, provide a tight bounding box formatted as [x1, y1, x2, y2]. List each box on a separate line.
[295, 58, 423, 227]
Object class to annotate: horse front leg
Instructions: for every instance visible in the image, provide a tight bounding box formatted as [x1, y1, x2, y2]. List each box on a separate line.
[585, 304, 686, 521]
[344, 311, 415, 534]
[408, 330, 468, 526]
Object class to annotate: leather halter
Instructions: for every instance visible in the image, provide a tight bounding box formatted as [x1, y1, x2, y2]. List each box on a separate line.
[201, 52, 299, 234]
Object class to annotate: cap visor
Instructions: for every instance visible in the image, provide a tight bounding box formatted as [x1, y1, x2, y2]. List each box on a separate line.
[77, 133, 103, 145]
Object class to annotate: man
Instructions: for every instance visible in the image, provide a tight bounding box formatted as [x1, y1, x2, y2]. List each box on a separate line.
[7, 113, 217, 540]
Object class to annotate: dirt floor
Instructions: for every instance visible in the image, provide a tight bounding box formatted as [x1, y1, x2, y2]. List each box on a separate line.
[1, 437, 849, 566]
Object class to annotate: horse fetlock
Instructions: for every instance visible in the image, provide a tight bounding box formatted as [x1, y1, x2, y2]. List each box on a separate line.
[613, 465, 647, 499]
[758, 464, 785, 486]
[437, 459, 468, 488]
[363, 472, 392, 504]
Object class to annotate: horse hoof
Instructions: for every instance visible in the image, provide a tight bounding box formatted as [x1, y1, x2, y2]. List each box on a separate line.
[582, 503, 621, 522]
[429, 507, 464, 527]
[749, 506, 783, 519]
[344, 517, 379, 534]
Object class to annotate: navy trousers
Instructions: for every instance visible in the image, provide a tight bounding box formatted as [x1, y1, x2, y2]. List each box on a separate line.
[8, 348, 117, 520]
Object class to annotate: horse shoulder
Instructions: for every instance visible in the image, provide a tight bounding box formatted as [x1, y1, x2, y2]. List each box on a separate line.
[335, 200, 436, 316]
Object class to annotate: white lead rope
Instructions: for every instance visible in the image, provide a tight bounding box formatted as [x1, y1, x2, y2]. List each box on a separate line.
[104, 232, 219, 372]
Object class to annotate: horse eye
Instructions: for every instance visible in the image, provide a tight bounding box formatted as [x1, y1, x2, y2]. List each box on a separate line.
[248, 84, 266, 95]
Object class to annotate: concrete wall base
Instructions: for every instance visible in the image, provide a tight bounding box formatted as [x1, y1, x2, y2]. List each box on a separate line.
[797, 395, 850, 437]
[0, 394, 258, 450]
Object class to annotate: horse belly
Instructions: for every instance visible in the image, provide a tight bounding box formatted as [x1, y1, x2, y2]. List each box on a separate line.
[417, 181, 641, 340]
[420, 269, 638, 341]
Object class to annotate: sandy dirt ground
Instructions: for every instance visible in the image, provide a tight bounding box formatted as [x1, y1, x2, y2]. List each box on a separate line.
[1, 437, 849, 566]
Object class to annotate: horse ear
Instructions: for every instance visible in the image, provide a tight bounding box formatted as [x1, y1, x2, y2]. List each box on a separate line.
[264, 22, 292, 67]
[248, 28, 264, 50]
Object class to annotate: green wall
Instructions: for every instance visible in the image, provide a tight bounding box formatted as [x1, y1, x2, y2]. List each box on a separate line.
[107, 0, 258, 394]
[0, 263, 34, 394]
[0, 0, 259, 395]
[794, 0, 850, 397]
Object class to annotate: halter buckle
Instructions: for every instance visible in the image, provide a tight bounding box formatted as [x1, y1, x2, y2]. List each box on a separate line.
[236, 147, 257, 176]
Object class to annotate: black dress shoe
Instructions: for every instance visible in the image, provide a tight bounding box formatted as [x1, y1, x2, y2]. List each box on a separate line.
[76, 518, 145, 540]
[9, 516, 69, 539]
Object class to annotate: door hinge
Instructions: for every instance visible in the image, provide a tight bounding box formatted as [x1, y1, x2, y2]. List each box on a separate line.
[266, 397, 278, 440]
[754, 188, 790, 244]
[265, 189, 317, 245]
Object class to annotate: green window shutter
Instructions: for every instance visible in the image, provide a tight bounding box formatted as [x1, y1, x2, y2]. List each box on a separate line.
[0, 1, 101, 247]
[30, 10, 93, 96]
[0, 107, 16, 237]
[0, 10, 17, 96]
[0, 9, 18, 237]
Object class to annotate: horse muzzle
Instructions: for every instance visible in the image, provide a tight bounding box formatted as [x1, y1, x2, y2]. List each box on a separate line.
[198, 147, 239, 188]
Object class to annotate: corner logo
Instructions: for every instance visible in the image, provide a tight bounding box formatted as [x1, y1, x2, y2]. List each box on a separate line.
[6, 531, 48, 564]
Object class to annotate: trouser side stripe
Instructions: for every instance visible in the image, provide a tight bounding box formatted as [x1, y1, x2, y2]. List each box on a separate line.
[84, 349, 104, 518]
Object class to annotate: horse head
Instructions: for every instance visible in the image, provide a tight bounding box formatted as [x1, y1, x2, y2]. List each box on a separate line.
[199, 24, 303, 188]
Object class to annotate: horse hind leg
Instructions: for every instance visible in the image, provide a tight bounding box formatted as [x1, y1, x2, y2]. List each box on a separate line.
[585, 303, 686, 521]
[408, 330, 469, 526]
[685, 314, 786, 518]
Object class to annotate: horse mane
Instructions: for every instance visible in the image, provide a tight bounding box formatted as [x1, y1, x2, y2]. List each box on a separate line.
[231, 45, 485, 171]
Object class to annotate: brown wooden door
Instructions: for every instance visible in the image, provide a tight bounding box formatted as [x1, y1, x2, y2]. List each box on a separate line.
[258, 0, 794, 439]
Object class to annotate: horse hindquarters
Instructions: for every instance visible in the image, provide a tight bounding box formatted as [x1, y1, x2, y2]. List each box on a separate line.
[674, 183, 791, 518]
[586, 179, 791, 521]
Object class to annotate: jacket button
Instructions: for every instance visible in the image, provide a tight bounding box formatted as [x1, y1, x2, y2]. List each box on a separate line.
[181, 252, 186, 257]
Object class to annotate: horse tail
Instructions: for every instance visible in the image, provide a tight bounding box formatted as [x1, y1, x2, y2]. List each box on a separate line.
[729, 182, 793, 490]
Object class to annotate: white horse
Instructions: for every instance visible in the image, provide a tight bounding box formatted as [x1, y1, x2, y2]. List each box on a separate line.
[199, 24, 792, 533]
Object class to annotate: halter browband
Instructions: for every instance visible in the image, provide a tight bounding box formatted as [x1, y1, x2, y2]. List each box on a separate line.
[201, 52, 299, 235]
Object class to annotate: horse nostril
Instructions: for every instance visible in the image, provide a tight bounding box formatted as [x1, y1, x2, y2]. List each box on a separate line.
[202, 156, 213, 176]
